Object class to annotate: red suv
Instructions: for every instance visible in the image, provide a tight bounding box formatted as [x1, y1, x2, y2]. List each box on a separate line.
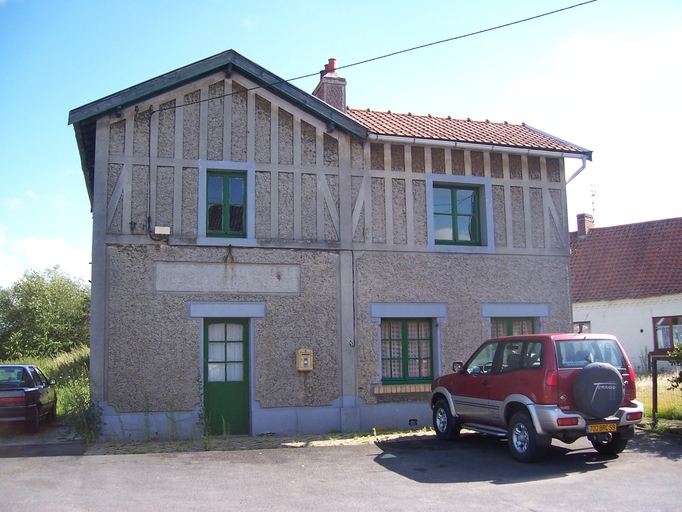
[430, 333, 644, 462]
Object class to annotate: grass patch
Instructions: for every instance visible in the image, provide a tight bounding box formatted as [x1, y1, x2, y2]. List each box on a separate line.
[636, 373, 682, 420]
[1, 346, 102, 443]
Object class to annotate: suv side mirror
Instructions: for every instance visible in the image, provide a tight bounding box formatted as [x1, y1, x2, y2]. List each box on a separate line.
[452, 361, 464, 373]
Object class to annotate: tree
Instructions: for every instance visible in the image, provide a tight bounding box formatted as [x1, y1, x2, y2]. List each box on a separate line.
[0, 267, 90, 359]
[668, 341, 682, 392]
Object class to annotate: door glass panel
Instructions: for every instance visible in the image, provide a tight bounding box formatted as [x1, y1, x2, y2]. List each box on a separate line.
[225, 363, 243, 381]
[208, 343, 225, 362]
[225, 323, 243, 341]
[208, 363, 226, 382]
[225, 342, 243, 362]
[208, 323, 225, 342]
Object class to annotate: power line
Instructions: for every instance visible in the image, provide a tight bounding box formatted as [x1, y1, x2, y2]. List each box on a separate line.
[155, 0, 597, 113]
[289, 0, 598, 81]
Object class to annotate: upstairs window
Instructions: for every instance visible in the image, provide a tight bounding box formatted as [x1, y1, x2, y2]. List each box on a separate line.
[207, 171, 246, 238]
[433, 185, 481, 245]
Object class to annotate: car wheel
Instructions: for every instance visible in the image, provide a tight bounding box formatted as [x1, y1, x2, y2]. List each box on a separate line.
[591, 433, 628, 455]
[507, 411, 547, 463]
[573, 363, 624, 418]
[46, 401, 57, 423]
[433, 399, 460, 441]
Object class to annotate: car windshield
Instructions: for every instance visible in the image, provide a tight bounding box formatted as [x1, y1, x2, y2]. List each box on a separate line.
[555, 339, 626, 369]
[0, 366, 25, 388]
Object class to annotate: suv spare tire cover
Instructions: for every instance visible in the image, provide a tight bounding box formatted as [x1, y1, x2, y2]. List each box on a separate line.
[573, 362, 624, 418]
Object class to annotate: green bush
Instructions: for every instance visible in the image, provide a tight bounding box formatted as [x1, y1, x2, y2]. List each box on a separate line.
[58, 377, 103, 444]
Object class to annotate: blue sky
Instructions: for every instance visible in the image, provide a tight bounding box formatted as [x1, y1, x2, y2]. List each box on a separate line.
[0, 0, 680, 287]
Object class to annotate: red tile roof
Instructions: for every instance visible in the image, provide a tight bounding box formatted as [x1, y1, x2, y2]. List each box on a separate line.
[346, 108, 588, 155]
[570, 217, 682, 302]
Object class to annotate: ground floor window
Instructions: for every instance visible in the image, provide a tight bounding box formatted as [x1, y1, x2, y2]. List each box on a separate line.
[381, 319, 433, 384]
[653, 316, 682, 352]
[492, 317, 534, 337]
[573, 321, 591, 334]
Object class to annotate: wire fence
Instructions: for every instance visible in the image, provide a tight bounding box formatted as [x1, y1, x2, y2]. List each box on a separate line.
[636, 373, 682, 420]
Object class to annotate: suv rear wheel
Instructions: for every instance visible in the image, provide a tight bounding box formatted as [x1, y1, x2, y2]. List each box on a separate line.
[507, 411, 547, 463]
[433, 399, 460, 441]
[591, 433, 628, 456]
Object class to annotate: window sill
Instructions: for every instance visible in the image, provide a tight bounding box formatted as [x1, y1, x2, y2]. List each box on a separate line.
[373, 384, 431, 395]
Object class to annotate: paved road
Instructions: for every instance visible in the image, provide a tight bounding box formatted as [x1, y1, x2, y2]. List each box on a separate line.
[1, 431, 680, 511]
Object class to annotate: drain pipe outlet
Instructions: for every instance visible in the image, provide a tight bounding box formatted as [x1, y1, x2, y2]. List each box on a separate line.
[566, 156, 587, 184]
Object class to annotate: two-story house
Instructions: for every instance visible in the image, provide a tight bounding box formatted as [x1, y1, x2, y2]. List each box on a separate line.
[69, 50, 591, 439]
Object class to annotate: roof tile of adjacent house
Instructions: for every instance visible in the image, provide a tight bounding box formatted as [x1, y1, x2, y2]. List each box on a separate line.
[346, 108, 586, 154]
[570, 217, 682, 302]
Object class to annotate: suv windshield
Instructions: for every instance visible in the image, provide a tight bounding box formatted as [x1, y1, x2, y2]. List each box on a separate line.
[555, 339, 625, 369]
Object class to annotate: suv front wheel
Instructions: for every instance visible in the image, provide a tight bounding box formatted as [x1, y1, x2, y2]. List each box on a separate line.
[433, 399, 460, 441]
[507, 411, 548, 463]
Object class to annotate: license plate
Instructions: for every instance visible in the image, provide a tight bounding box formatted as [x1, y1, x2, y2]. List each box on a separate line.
[587, 423, 617, 433]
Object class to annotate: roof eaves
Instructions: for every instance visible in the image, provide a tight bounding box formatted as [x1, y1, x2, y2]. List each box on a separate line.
[68, 49, 368, 139]
[524, 124, 593, 161]
[365, 132, 589, 159]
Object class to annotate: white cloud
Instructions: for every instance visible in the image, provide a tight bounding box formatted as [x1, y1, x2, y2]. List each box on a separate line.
[0, 237, 91, 288]
[0, 253, 23, 288]
[25, 190, 38, 199]
[3, 197, 25, 210]
[242, 15, 254, 29]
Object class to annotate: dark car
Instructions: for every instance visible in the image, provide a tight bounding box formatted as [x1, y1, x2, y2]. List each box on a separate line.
[431, 333, 644, 462]
[0, 365, 57, 432]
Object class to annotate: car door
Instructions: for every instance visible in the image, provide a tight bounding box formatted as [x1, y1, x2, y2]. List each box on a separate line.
[453, 341, 500, 424]
[486, 340, 544, 426]
[29, 367, 50, 415]
[34, 367, 56, 411]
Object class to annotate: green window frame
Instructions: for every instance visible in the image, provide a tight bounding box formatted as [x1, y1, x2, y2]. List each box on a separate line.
[206, 171, 246, 238]
[433, 185, 481, 245]
[492, 317, 535, 337]
[381, 319, 433, 384]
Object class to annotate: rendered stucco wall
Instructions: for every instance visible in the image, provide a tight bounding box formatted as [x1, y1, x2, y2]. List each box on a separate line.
[354, 252, 572, 404]
[106, 245, 340, 413]
[573, 293, 682, 373]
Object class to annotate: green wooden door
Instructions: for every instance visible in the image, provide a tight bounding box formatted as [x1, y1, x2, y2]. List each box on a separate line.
[204, 319, 249, 435]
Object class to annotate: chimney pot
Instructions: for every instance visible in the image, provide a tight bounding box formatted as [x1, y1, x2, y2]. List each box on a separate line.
[577, 213, 594, 236]
[312, 58, 346, 112]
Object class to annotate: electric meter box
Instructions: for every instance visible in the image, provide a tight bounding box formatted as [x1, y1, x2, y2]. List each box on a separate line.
[296, 349, 313, 371]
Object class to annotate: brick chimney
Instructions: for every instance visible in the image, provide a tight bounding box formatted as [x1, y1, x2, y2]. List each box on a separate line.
[312, 58, 346, 112]
[577, 213, 594, 236]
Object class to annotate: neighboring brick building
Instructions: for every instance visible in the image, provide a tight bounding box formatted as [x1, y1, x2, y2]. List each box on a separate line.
[571, 214, 682, 371]
[69, 50, 591, 439]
